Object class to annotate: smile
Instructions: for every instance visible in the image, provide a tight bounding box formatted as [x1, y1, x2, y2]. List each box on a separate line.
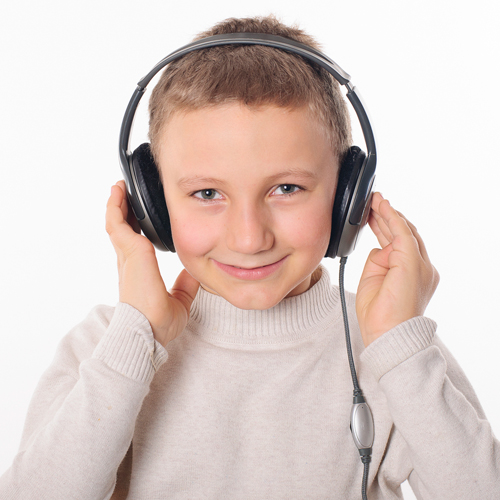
[212, 256, 288, 280]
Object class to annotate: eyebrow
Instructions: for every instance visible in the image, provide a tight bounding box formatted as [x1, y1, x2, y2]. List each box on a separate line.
[177, 168, 319, 190]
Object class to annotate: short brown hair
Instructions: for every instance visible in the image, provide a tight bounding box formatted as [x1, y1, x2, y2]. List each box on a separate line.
[148, 14, 352, 169]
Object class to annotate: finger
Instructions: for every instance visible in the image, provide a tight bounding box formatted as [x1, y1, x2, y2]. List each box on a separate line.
[369, 208, 393, 247]
[114, 180, 142, 235]
[106, 185, 126, 247]
[395, 209, 432, 264]
[106, 184, 142, 255]
[371, 193, 420, 257]
[106, 184, 125, 228]
[371, 193, 413, 240]
[367, 210, 391, 248]
[115, 180, 128, 218]
[369, 193, 395, 246]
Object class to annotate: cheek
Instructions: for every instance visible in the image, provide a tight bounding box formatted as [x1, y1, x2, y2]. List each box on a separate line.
[169, 208, 220, 258]
[280, 199, 332, 253]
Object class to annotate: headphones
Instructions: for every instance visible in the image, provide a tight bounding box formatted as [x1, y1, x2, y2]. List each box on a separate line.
[119, 33, 377, 259]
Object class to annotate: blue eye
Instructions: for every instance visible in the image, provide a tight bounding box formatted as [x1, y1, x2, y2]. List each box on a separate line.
[192, 185, 303, 201]
[193, 189, 222, 200]
[274, 184, 301, 196]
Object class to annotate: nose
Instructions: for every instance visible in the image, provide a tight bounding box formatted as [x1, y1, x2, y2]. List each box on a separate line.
[225, 201, 274, 255]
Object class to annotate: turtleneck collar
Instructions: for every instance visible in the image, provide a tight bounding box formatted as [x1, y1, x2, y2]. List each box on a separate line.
[186, 265, 342, 344]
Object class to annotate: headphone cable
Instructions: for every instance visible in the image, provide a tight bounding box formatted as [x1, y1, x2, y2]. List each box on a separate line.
[339, 256, 374, 500]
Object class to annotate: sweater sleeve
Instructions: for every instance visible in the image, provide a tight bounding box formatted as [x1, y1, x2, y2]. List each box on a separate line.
[360, 317, 500, 499]
[0, 302, 168, 500]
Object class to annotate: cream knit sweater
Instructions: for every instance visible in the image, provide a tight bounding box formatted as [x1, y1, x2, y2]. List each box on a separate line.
[1, 266, 498, 499]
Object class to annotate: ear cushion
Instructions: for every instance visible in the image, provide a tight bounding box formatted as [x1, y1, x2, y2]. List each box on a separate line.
[131, 143, 175, 252]
[325, 146, 366, 258]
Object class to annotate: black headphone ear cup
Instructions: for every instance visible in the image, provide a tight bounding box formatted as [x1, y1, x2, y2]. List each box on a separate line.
[130, 143, 175, 252]
[325, 146, 366, 259]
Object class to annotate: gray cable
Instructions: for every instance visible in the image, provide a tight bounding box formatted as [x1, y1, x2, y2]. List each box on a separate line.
[361, 455, 371, 499]
[339, 256, 372, 500]
[339, 257, 362, 397]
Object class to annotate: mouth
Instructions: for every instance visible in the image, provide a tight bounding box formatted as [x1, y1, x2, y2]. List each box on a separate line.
[230, 262, 278, 270]
[212, 256, 288, 280]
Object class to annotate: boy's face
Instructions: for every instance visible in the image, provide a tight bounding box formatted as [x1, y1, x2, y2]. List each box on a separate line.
[158, 103, 338, 310]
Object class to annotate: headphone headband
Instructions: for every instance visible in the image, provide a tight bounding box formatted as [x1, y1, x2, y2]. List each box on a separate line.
[137, 33, 352, 88]
[119, 33, 376, 180]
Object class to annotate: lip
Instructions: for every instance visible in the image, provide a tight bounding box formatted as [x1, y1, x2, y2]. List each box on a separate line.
[213, 256, 288, 281]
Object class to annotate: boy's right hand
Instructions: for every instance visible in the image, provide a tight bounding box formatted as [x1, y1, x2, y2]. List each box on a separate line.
[105, 180, 200, 347]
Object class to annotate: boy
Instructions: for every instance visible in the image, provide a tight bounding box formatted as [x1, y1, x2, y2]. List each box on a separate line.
[1, 14, 499, 500]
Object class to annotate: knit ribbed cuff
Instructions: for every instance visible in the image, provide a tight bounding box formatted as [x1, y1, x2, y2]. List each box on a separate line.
[360, 316, 437, 382]
[92, 302, 168, 383]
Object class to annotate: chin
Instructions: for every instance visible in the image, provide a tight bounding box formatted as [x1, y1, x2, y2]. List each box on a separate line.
[202, 280, 289, 311]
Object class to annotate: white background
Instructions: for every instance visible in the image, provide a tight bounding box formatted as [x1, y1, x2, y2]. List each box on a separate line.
[1, 1, 499, 498]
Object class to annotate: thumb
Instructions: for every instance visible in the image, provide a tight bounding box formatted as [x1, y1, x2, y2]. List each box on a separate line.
[170, 269, 201, 314]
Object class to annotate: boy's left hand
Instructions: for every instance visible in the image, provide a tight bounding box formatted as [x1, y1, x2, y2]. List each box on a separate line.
[356, 192, 440, 347]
